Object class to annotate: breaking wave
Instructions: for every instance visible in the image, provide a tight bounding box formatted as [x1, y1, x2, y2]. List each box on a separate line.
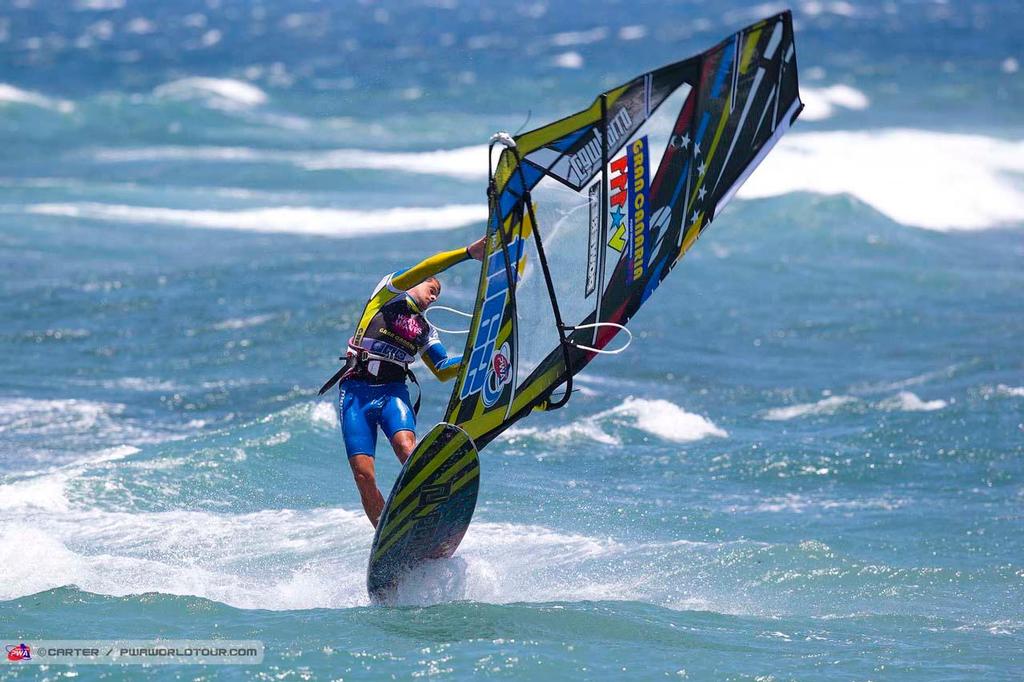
[502, 397, 727, 446]
[82, 128, 1024, 231]
[23, 202, 486, 237]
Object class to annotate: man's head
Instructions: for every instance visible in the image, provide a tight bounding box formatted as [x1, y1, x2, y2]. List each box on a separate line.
[407, 277, 441, 310]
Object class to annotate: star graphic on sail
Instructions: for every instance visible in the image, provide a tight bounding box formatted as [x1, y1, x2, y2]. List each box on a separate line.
[611, 207, 624, 227]
[698, 185, 707, 201]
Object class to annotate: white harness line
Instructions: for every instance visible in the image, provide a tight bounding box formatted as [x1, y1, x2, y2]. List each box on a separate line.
[565, 321, 633, 355]
[423, 305, 473, 334]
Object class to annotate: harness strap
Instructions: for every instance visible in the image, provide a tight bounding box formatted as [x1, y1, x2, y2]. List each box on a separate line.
[406, 368, 421, 416]
[317, 354, 357, 396]
[317, 348, 421, 417]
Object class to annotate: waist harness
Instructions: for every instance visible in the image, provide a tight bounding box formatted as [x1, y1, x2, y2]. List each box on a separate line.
[317, 343, 421, 415]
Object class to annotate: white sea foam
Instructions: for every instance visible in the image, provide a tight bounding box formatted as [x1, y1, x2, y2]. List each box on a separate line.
[503, 397, 726, 446]
[0, 503, 764, 613]
[762, 395, 857, 421]
[799, 84, 870, 121]
[88, 126, 1024, 231]
[210, 314, 276, 331]
[0, 397, 125, 437]
[607, 397, 728, 442]
[90, 146, 273, 163]
[800, 0, 858, 17]
[74, 0, 125, 9]
[0, 83, 74, 113]
[740, 129, 1024, 230]
[24, 202, 486, 237]
[876, 391, 947, 412]
[733, 493, 904, 514]
[996, 385, 1024, 397]
[618, 25, 647, 41]
[124, 17, 156, 35]
[550, 27, 608, 47]
[0, 475, 73, 512]
[852, 365, 959, 395]
[153, 77, 268, 108]
[87, 144, 490, 180]
[297, 145, 487, 178]
[311, 401, 337, 428]
[503, 420, 621, 446]
[0, 396, 197, 457]
[553, 51, 584, 69]
[0, 445, 138, 512]
[0, 507, 372, 608]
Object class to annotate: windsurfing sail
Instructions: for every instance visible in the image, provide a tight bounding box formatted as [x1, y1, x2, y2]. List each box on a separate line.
[444, 11, 803, 449]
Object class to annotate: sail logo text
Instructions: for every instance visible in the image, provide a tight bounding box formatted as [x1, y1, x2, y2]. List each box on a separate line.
[626, 136, 650, 283]
[484, 342, 512, 407]
[567, 107, 632, 187]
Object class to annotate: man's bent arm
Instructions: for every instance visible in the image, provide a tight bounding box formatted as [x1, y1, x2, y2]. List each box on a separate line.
[422, 336, 462, 382]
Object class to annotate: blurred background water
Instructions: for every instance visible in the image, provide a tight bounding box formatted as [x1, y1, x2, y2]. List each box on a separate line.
[0, 0, 1022, 679]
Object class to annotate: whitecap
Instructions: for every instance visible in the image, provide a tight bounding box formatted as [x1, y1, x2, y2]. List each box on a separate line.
[90, 145, 273, 163]
[23, 202, 486, 237]
[604, 397, 728, 442]
[298, 144, 486, 179]
[553, 51, 584, 69]
[74, 0, 125, 9]
[876, 391, 947, 412]
[762, 395, 857, 421]
[87, 128, 1024, 231]
[739, 129, 1024, 230]
[153, 77, 268, 108]
[801, 0, 858, 17]
[799, 83, 869, 121]
[0, 83, 74, 113]
[86, 144, 489, 180]
[550, 27, 607, 47]
[502, 396, 726, 445]
[503, 420, 621, 446]
[0, 507, 372, 608]
[618, 25, 647, 40]
[0, 397, 125, 437]
[211, 314, 276, 331]
[0, 445, 138, 513]
[311, 401, 337, 429]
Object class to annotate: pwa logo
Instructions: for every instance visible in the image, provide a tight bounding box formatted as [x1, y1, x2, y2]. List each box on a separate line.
[482, 343, 512, 407]
[6, 643, 31, 661]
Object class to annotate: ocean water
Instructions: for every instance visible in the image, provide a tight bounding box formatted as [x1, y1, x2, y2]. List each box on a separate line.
[1, 0, 1022, 679]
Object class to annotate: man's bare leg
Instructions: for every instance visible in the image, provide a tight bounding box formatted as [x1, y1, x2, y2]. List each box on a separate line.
[390, 429, 416, 465]
[349, 454, 385, 527]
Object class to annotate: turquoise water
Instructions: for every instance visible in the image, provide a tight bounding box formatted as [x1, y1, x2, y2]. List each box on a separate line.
[1, 1, 1022, 679]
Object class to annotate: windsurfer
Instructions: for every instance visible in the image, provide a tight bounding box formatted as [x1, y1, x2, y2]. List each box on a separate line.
[319, 237, 486, 526]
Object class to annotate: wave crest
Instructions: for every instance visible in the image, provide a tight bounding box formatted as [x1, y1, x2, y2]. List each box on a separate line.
[24, 202, 486, 237]
[503, 397, 727, 446]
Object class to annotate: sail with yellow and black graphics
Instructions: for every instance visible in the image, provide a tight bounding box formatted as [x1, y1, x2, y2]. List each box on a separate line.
[367, 11, 803, 602]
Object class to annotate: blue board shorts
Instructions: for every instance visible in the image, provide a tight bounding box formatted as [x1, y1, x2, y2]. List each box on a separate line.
[337, 379, 416, 458]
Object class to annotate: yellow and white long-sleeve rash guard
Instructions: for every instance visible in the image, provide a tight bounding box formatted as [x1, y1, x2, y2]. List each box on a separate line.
[349, 246, 471, 382]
